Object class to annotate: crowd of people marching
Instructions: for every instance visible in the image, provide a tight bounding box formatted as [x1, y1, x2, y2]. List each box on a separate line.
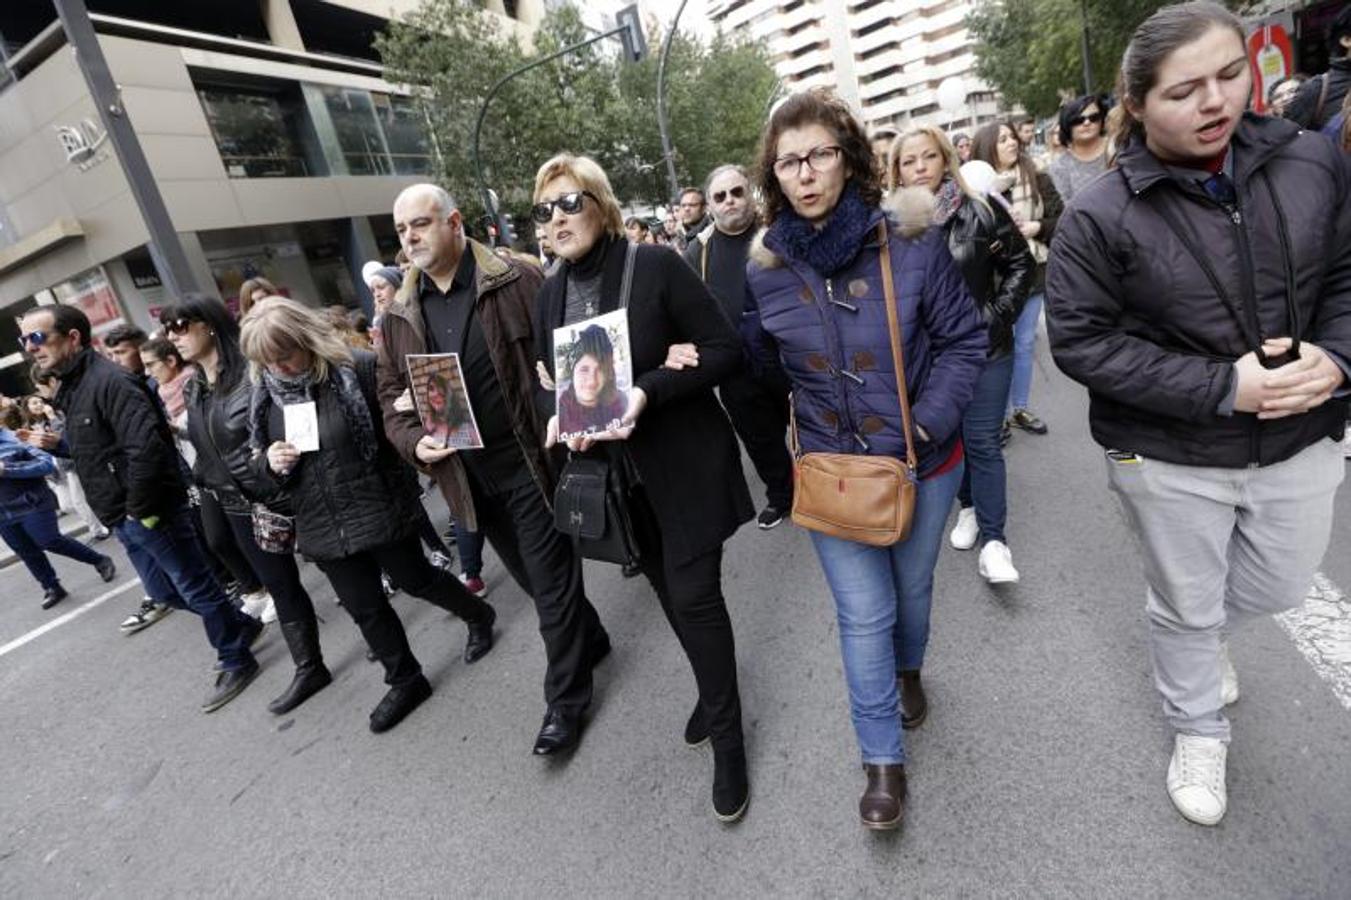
[3, 1, 1351, 832]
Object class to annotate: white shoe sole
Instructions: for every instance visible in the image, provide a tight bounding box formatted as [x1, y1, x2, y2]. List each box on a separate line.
[1168, 790, 1226, 826]
[981, 571, 1021, 585]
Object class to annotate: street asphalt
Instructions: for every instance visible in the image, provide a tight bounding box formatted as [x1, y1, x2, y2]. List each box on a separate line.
[2, 331, 1349, 898]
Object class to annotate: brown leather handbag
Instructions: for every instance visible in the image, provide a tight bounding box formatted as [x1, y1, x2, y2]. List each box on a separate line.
[790, 222, 919, 547]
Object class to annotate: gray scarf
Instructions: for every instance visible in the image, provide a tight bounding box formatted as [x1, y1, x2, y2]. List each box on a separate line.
[249, 364, 378, 462]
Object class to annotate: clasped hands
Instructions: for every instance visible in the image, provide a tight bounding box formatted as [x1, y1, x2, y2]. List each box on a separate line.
[1233, 338, 1345, 419]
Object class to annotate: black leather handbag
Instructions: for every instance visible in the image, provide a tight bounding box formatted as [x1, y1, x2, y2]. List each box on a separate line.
[553, 454, 641, 567]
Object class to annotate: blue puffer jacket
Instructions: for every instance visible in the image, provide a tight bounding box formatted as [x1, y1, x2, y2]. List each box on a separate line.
[744, 191, 987, 478]
[0, 427, 58, 524]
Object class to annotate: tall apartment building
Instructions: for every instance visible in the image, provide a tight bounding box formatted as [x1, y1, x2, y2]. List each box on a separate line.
[0, 0, 542, 396]
[708, 0, 1001, 134]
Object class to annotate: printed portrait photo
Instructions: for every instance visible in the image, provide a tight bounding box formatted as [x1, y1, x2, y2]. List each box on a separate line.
[553, 309, 633, 442]
[406, 353, 484, 450]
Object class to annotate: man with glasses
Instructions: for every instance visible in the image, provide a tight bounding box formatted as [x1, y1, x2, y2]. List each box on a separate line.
[678, 164, 794, 529]
[674, 187, 712, 252]
[17, 304, 264, 712]
[380, 183, 609, 756]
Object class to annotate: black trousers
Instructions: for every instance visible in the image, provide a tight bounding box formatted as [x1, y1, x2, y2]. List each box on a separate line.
[471, 476, 606, 714]
[630, 487, 745, 754]
[317, 534, 490, 688]
[222, 511, 317, 627]
[197, 489, 262, 594]
[720, 372, 794, 511]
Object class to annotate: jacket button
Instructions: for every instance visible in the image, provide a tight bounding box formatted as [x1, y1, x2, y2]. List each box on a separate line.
[848, 279, 869, 298]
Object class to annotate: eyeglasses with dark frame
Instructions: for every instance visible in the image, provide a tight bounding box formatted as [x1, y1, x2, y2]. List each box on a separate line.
[711, 185, 747, 204]
[772, 145, 844, 180]
[531, 191, 599, 224]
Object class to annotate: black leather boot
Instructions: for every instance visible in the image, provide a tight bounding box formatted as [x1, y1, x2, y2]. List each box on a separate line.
[712, 745, 749, 823]
[860, 763, 906, 830]
[268, 620, 332, 715]
[900, 669, 927, 730]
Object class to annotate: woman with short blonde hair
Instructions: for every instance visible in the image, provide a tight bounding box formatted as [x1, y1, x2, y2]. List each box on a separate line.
[240, 296, 353, 383]
[531, 153, 625, 239]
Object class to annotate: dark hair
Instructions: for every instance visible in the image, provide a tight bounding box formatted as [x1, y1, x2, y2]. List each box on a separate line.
[1013, 114, 1036, 128]
[1329, 5, 1351, 57]
[754, 87, 882, 226]
[971, 121, 1042, 206]
[570, 324, 619, 407]
[27, 304, 92, 349]
[624, 216, 650, 233]
[159, 294, 247, 392]
[678, 187, 705, 203]
[1058, 94, 1110, 147]
[1114, 2, 1246, 150]
[102, 324, 148, 349]
[0, 404, 21, 431]
[426, 370, 467, 427]
[1266, 74, 1306, 104]
[21, 395, 50, 426]
[141, 337, 184, 368]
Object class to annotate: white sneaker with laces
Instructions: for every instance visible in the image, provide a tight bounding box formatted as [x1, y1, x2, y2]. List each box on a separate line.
[1219, 642, 1239, 706]
[977, 540, 1020, 584]
[949, 507, 978, 550]
[1167, 733, 1227, 826]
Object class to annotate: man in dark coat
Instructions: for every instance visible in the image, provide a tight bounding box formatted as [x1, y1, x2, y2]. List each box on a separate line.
[379, 183, 609, 757]
[1286, 6, 1351, 131]
[18, 305, 262, 713]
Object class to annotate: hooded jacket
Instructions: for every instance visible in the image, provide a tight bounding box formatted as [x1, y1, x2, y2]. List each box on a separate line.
[743, 188, 988, 478]
[1046, 114, 1351, 468]
[0, 428, 58, 524]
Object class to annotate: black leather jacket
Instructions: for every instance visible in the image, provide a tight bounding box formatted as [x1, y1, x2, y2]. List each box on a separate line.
[943, 197, 1035, 358]
[184, 370, 274, 515]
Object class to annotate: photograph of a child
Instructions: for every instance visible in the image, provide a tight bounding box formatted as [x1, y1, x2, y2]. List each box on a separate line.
[554, 310, 632, 441]
[406, 353, 483, 450]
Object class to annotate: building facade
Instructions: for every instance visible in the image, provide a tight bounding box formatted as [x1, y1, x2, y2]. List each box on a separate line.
[708, 0, 1001, 134]
[0, 0, 543, 396]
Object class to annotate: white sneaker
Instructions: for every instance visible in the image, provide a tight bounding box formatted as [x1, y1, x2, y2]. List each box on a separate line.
[1166, 733, 1228, 826]
[1219, 642, 1239, 706]
[949, 507, 978, 550]
[259, 595, 278, 624]
[977, 540, 1020, 584]
[239, 589, 271, 621]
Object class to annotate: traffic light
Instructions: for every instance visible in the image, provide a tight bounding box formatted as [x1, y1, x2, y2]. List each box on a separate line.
[616, 4, 647, 63]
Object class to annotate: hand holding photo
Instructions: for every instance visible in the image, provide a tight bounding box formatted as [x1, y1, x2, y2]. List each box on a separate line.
[406, 353, 484, 450]
[554, 309, 633, 442]
[283, 401, 320, 452]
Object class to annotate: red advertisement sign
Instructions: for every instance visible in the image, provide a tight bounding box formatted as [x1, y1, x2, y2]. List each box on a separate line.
[1248, 23, 1294, 114]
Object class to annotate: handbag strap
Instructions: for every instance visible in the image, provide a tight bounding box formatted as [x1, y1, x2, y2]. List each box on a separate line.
[875, 222, 919, 471]
[619, 241, 637, 309]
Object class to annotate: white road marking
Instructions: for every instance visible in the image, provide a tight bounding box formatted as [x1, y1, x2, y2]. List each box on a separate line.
[1276, 572, 1351, 711]
[0, 579, 140, 659]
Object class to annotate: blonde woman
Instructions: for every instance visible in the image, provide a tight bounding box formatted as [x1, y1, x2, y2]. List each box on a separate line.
[241, 296, 498, 733]
[889, 125, 1034, 583]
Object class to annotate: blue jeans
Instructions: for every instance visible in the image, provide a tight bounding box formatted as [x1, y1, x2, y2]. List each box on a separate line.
[957, 354, 1013, 544]
[0, 506, 109, 591]
[114, 506, 256, 671]
[1008, 292, 1043, 413]
[449, 520, 485, 579]
[810, 461, 964, 765]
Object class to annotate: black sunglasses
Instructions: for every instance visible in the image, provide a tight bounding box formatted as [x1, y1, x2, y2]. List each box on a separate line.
[531, 191, 598, 224]
[164, 317, 196, 335]
[18, 331, 51, 350]
[1070, 112, 1104, 126]
[711, 185, 746, 204]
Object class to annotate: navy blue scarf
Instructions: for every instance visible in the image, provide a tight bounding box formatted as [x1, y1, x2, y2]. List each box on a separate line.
[766, 183, 876, 276]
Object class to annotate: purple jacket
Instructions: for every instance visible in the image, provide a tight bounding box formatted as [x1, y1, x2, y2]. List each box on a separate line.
[744, 194, 987, 477]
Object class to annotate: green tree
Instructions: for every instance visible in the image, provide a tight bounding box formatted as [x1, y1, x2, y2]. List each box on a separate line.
[375, 0, 779, 231]
[967, 0, 1247, 117]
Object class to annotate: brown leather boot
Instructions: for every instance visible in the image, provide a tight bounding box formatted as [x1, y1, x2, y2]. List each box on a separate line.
[860, 763, 906, 830]
[900, 669, 927, 730]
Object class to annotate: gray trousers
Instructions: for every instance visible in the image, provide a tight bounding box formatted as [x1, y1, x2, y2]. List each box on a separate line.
[1107, 438, 1344, 740]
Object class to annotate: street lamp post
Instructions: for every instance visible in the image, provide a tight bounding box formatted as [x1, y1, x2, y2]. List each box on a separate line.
[1079, 0, 1094, 94]
[655, 0, 692, 203]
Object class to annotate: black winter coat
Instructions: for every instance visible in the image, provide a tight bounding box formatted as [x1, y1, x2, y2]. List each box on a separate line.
[1287, 58, 1351, 131]
[940, 196, 1034, 358]
[184, 369, 277, 515]
[253, 351, 420, 562]
[1046, 114, 1351, 468]
[54, 349, 186, 526]
[535, 236, 754, 567]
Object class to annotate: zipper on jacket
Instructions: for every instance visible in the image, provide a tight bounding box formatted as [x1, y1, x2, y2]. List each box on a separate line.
[1224, 196, 1264, 467]
[819, 276, 857, 447]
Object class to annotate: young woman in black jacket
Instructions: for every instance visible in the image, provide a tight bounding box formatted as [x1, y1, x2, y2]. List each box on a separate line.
[1046, 1, 1351, 828]
[889, 124, 1035, 585]
[241, 296, 498, 734]
[531, 153, 754, 823]
[163, 295, 330, 715]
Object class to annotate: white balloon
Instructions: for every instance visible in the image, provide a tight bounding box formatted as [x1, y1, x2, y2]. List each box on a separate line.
[960, 160, 997, 194]
[936, 77, 967, 112]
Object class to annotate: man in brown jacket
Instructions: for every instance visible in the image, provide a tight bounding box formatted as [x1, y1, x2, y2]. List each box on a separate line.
[379, 183, 610, 755]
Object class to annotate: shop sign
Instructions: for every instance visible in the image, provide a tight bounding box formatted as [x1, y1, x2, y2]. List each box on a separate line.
[1248, 23, 1294, 114]
[51, 267, 125, 339]
[55, 118, 112, 172]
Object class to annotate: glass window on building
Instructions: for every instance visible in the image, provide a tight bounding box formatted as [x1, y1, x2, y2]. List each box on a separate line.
[318, 86, 391, 176]
[372, 94, 436, 176]
[196, 77, 327, 178]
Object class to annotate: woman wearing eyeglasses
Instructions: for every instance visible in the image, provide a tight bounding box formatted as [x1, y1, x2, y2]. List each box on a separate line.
[163, 296, 332, 715]
[1049, 94, 1112, 204]
[531, 153, 755, 823]
[743, 88, 986, 830]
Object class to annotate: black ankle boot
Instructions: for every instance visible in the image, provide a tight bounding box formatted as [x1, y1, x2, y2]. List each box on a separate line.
[900, 669, 927, 730]
[712, 745, 749, 823]
[684, 702, 709, 749]
[268, 620, 332, 715]
[370, 675, 432, 733]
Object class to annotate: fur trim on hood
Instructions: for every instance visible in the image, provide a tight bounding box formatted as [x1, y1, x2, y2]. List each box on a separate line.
[749, 187, 936, 270]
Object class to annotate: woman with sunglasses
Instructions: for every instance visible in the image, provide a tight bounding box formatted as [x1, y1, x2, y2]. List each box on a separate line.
[531, 153, 755, 823]
[1049, 94, 1112, 204]
[163, 296, 331, 715]
[744, 88, 986, 830]
[244, 296, 497, 733]
[889, 124, 1034, 585]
